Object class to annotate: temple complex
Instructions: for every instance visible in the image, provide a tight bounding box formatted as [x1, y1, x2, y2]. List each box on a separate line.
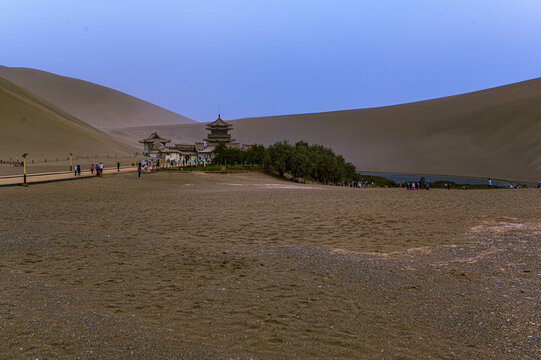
[139, 115, 243, 164]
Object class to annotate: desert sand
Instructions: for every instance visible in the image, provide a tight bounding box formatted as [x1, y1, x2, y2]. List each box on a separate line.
[112, 78, 541, 182]
[0, 77, 137, 163]
[0, 66, 194, 129]
[1, 171, 539, 359]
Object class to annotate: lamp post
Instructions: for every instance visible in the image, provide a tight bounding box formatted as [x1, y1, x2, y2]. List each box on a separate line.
[22, 153, 28, 186]
[69, 153, 73, 171]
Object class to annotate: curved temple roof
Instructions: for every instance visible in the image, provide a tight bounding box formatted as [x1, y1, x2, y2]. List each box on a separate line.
[206, 114, 233, 129]
[139, 132, 171, 144]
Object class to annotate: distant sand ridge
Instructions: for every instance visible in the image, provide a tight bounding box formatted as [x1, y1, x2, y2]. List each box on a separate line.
[0, 66, 194, 129]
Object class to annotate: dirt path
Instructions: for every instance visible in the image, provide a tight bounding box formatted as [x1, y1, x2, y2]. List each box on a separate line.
[0, 167, 137, 186]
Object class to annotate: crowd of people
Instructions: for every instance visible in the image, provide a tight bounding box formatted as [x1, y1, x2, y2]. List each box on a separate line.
[136, 159, 174, 178]
[400, 177, 430, 190]
[403, 181, 431, 190]
[344, 180, 376, 188]
[90, 163, 104, 175]
[71, 159, 181, 179]
[73, 162, 122, 176]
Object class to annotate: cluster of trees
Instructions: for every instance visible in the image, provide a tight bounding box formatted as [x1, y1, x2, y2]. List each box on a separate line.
[211, 143, 266, 168]
[212, 141, 357, 184]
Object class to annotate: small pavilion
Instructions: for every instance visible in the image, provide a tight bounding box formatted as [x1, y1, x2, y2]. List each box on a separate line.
[139, 132, 180, 161]
[139, 132, 170, 153]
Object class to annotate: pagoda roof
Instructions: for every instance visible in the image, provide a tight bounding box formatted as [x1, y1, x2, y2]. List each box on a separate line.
[198, 145, 216, 154]
[175, 144, 197, 151]
[206, 114, 233, 128]
[204, 136, 236, 143]
[139, 132, 171, 143]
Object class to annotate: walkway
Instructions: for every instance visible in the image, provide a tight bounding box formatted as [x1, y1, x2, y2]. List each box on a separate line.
[0, 167, 137, 187]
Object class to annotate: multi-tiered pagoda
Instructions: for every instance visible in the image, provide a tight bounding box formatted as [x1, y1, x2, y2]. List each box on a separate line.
[203, 114, 236, 145]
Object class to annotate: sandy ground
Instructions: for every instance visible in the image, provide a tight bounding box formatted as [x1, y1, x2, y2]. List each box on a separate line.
[0, 172, 539, 359]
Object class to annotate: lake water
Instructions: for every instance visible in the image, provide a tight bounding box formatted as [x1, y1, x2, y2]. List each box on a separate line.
[358, 172, 512, 187]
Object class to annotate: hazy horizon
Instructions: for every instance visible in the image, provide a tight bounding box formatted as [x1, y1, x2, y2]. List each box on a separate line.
[2, 0, 541, 122]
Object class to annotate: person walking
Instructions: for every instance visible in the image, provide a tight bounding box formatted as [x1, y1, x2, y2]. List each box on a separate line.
[117, 162, 120, 172]
[488, 178, 492, 189]
[77, 165, 81, 176]
[74, 165, 78, 176]
[90, 164, 94, 174]
[138, 162, 142, 179]
[99, 162, 104, 175]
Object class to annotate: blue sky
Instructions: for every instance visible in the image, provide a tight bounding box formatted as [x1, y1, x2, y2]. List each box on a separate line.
[2, 0, 541, 121]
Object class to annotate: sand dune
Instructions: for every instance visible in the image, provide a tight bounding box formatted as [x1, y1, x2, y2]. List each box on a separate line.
[114, 78, 541, 182]
[0, 66, 194, 129]
[0, 77, 136, 162]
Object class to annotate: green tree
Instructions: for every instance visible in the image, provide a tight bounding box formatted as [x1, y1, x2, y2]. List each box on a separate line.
[211, 142, 228, 166]
[215, 139, 356, 185]
[211, 143, 243, 166]
[344, 162, 358, 181]
[267, 141, 293, 176]
[226, 147, 244, 166]
[245, 144, 267, 166]
[290, 141, 311, 181]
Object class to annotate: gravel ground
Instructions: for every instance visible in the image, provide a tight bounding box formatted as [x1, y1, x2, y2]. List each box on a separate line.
[0, 172, 539, 359]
